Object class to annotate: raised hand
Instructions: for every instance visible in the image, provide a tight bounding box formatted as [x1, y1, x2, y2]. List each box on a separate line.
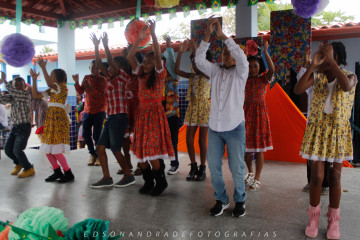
[37, 56, 47, 69]
[30, 69, 40, 80]
[206, 16, 218, 35]
[138, 25, 149, 40]
[90, 33, 101, 46]
[0, 71, 5, 83]
[102, 32, 109, 46]
[321, 44, 334, 63]
[304, 48, 312, 67]
[72, 74, 79, 84]
[311, 50, 325, 67]
[164, 35, 171, 47]
[148, 19, 156, 34]
[189, 38, 197, 53]
[179, 40, 189, 53]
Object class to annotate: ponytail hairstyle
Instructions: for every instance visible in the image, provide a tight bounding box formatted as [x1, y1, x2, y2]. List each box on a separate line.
[247, 55, 267, 75]
[52, 69, 67, 83]
[331, 41, 347, 66]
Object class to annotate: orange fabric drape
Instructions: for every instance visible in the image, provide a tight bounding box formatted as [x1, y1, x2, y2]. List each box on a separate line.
[178, 83, 353, 168]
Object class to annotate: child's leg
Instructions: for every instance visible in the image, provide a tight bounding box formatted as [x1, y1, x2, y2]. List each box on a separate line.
[122, 137, 133, 170]
[54, 154, 70, 172]
[199, 127, 208, 165]
[97, 145, 110, 178]
[254, 152, 264, 181]
[139, 161, 150, 170]
[322, 161, 330, 188]
[149, 159, 167, 196]
[149, 159, 161, 171]
[46, 154, 60, 169]
[244, 152, 253, 173]
[328, 163, 342, 208]
[113, 150, 132, 175]
[309, 161, 325, 206]
[186, 126, 198, 164]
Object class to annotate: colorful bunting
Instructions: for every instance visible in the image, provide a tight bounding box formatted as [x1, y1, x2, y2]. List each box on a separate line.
[87, 19, 94, 28]
[196, 3, 207, 15]
[78, 20, 85, 29]
[57, 20, 64, 28]
[169, 8, 177, 20]
[248, 0, 258, 6]
[0, 16, 7, 24]
[35, 20, 45, 27]
[228, 0, 237, 8]
[183, 5, 191, 18]
[155, 11, 162, 21]
[130, 15, 136, 21]
[10, 18, 16, 25]
[119, 17, 125, 27]
[69, 20, 77, 30]
[142, 13, 150, 22]
[266, 0, 275, 3]
[211, 0, 221, 12]
[107, 18, 115, 28]
[23, 19, 34, 25]
[97, 19, 103, 29]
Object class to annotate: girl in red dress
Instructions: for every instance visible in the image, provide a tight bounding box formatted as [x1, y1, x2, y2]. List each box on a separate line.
[244, 41, 275, 191]
[127, 20, 175, 196]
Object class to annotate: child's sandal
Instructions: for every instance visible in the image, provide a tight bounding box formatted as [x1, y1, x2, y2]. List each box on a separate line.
[244, 173, 254, 186]
[248, 180, 260, 191]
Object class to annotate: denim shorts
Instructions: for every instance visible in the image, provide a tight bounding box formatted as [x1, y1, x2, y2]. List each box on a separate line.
[97, 113, 128, 151]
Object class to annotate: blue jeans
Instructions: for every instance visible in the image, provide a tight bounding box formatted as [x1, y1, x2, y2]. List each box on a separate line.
[82, 111, 106, 157]
[207, 122, 247, 203]
[4, 123, 32, 170]
[97, 113, 128, 152]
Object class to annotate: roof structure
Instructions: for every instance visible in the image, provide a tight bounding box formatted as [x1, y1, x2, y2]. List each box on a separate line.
[0, 0, 267, 27]
[35, 22, 360, 63]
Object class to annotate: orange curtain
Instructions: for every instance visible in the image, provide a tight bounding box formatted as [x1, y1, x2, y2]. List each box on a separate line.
[178, 83, 353, 168]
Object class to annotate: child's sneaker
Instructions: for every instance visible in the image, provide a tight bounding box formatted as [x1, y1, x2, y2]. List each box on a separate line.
[11, 164, 22, 175]
[88, 155, 96, 166]
[167, 166, 179, 175]
[94, 158, 101, 166]
[232, 202, 246, 218]
[90, 177, 114, 188]
[18, 167, 35, 178]
[209, 200, 229, 216]
[114, 175, 135, 188]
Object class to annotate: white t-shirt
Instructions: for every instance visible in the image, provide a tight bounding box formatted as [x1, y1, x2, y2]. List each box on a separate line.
[0, 104, 8, 127]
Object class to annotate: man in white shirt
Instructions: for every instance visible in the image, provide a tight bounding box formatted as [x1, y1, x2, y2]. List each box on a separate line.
[195, 17, 249, 217]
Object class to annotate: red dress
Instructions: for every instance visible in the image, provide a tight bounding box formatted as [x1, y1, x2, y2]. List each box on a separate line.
[130, 64, 175, 162]
[244, 75, 273, 152]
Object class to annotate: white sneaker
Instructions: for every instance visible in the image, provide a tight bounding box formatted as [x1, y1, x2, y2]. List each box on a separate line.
[167, 166, 179, 175]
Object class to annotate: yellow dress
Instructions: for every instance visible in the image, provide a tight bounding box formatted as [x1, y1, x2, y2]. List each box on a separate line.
[300, 69, 356, 163]
[40, 83, 70, 154]
[184, 75, 211, 127]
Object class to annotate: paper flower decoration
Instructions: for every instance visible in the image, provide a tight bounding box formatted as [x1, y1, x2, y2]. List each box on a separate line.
[246, 40, 259, 56]
[314, 0, 329, 15]
[125, 19, 151, 49]
[291, 0, 320, 19]
[65, 218, 121, 240]
[0, 33, 35, 68]
[7, 207, 69, 240]
[156, 0, 180, 8]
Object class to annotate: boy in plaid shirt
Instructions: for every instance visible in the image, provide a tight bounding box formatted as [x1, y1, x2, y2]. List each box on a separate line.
[0, 72, 34, 178]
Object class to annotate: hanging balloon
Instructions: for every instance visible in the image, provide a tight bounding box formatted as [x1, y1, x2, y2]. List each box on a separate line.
[291, 0, 320, 19]
[155, 0, 180, 8]
[125, 19, 151, 49]
[0, 33, 35, 68]
[144, 0, 155, 7]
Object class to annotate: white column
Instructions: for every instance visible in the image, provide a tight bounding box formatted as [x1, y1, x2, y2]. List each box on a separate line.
[57, 21, 76, 98]
[235, 0, 258, 38]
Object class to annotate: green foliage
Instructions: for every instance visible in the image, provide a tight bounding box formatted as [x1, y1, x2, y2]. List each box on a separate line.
[40, 45, 54, 54]
[258, 1, 293, 31]
[312, 10, 355, 26]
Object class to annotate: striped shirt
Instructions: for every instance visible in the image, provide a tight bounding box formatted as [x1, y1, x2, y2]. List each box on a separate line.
[75, 74, 107, 114]
[106, 70, 130, 115]
[0, 81, 31, 125]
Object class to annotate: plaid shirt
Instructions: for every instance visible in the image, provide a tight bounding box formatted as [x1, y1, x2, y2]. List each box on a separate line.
[31, 98, 48, 127]
[75, 74, 107, 114]
[0, 81, 31, 125]
[106, 70, 130, 115]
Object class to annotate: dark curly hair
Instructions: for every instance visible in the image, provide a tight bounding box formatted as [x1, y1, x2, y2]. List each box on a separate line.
[331, 41, 347, 66]
[247, 55, 267, 75]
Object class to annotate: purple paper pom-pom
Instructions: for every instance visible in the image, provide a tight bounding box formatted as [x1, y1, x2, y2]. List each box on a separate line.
[291, 0, 320, 19]
[0, 33, 35, 68]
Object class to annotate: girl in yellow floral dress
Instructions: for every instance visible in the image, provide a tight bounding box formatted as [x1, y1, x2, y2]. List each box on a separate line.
[295, 42, 358, 240]
[30, 56, 74, 184]
[175, 39, 211, 181]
